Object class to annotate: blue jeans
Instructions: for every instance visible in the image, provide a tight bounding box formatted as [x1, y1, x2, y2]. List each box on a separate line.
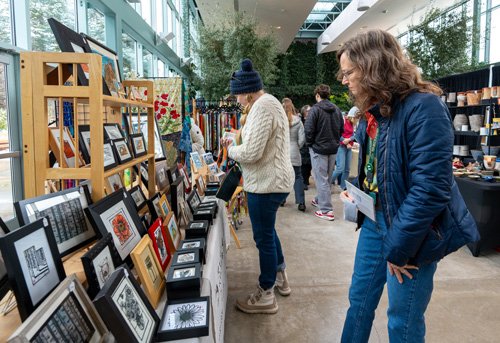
[341, 211, 437, 343]
[331, 145, 352, 189]
[292, 166, 305, 204]
[247, 192, 289, 290]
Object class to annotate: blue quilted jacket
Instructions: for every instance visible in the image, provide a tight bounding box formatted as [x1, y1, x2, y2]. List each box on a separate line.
[354, 92, 480, 266]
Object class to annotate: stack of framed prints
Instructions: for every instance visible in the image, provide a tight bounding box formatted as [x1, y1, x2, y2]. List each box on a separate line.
[14, 184, 96, 258]
[7, 275, 111, 342]
[0, 218, 66, 321]
[87, 189, 146, 264]
[177, 238, 206, 264]
[81, 233, 122, 298]
[156, 296, 210, 341]
[93, 267, 160, 342]
[130, 236, 165, 308]
[147, 218, 171, 272]
[190, 152, 204, 173]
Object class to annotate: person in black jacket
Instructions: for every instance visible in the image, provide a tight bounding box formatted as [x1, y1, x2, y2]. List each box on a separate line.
[304, 84, 343, 221]
[299, 105, 311, 190]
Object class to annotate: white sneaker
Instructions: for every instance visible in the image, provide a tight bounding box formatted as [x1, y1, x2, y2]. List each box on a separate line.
[314, 210, 335, 221]
[275, 270, 291, 296]
[236, 286, 278, 314]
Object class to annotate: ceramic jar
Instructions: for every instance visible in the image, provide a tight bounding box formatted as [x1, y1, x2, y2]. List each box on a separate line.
[457, 93, 466, 107]
[469, 114, 484, 132]
[467, 91, 480, 105]
[482, 87, 491, 100]
[453, 114, 468, 131]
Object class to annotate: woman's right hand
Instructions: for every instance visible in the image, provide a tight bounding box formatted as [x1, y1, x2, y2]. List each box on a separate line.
[340, 190, 354, 203]
[221, 137, 234, 148]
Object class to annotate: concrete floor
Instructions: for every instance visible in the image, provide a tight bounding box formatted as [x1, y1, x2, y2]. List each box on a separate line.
[224, 183, 500, 343]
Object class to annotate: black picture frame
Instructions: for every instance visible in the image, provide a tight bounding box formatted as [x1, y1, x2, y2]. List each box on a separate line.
[81, 233, 122, 299]
[178, 238, 206, 264]
[156, 296, 210, 341]
[170, 178, 184, 219]
[14, 184, 96, 258]
[87, 189, 146, 264]
[133, 161, 149, 187]
[128, 185, 147, 212]
[130, 133, 147, 158]
[171, 249, 200, 267]
[123, 111, 165, 159]
[186, 190, 202, 216]
[103, 123, 124, 141]
[166, 165, 181, 185]
[0, 216, 9, 233]
[78, 124, 92, 164]
[0, 221, 10, 300]
[113, 138, 133, 164]
[47, 18, 90, 88]
[103, 140, 118, 171]
[0, 218, 66, 321]
[165, 263, 201, 300]
[147, 192, 162, 223]
[93, 266, 160, 343]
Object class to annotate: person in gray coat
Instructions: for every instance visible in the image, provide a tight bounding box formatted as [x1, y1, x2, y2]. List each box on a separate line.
[283, 98, 306, 211]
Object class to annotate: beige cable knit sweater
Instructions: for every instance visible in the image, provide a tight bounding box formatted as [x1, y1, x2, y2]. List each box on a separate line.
[228, 93, 294, 194]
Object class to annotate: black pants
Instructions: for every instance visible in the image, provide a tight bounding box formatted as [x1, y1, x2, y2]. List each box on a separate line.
[301, 163, 312, 186]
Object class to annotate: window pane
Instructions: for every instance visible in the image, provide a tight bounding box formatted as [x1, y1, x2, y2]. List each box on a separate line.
[157, 60, 165, 77]
[122, 33, 137, 79]
[155, 0, 164, 32]
[87, 7, 106, 44]
[167, 5, 173, 49]
[0, 1, 12, 44]
[30, 0, 76, 52]
[0, 63, 14, 219]
[176, 16, 182, 56]
[143, 49, 153, 77]
[142, 0, 151, 26]
[490, 8, 500, 63]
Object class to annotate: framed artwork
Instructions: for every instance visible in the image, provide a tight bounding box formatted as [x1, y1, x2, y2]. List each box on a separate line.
[208, 162, 219, 174]
[165, 263, 201, 299]
[166, 165, 180, 184]
[8, 274, 111, 342]
[14, 184, 96, 258]
[47, 18, 90, 88]
[103, 123, 124, 141]
[171, 249, 200, 267]
[178, 238, 206, 264]
[190, 152, 203, 170]
[158, 193, 172, 219]
[0, 218, 66, 321]
[130, 236, 165, 308]
[87, 189, 146, 263]
[202, 152, 215, 165]
[147, 218, 171, 272]
[82, 34, 124, 98]
[128, 185, 147, 212]
[107, 173, 123, 194]
[134, 162, 149, 186]
[81, 233, 122, 298]
[0, 222, 9, 301]
[49, 127, 83, 168]
[170, 177, 184, 219]
[165, 213, 180, 253]
[93, 267, 159, 343]
[147, 193, 162, 223]
[196, 175, 206, 196]
[103, 140, 118, 171]
[130, 133, 147, 158]
[186, 190, 202, 216]
[123, 112, 165, 159]
[78, 124, 91, 164]
[178, 163, 192, 193]
[156, 296, 210, 341]
[155, 160, 169, 192]
[113, 138, 133, 164]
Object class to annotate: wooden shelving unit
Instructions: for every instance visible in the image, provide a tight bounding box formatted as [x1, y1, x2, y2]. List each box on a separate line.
[20, 51, 156, 202]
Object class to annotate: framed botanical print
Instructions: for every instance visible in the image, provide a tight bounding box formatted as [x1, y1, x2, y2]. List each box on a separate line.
[78, 124, 92, 164]
[130, 133, 147, 158]
[147, 192, 162, 223]
[0, 218, 66, 321]
[8, 274, 111, 342]
[87, 189, 146, 263]
[156, 296, 210, 341]
[107, 173, 123, 194]
[14, 184, 96, 258]
[147, 218, 171, 272]
[130, 236, 165, 308]
[81, 233, 122, 298]
[128, 185, 147, 212]
[93, 266, 160, 343]
[113, 138, 133, 164]
[164, 213, 180, 254]
[158, 193, 172, 219]
[48, 127, 84, 168]
[103, 140, 118, 171]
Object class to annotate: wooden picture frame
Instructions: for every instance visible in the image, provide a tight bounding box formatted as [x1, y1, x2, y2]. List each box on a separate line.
[0, 218, 66, 321]
[164, 213, 181, 254]
[128, 185, 147, 212]
[158, 193, 172, 219]
[14, 184, 96, 258]
[130, 236, 165, 308]
[87, 189, 146, 263]
[93, 267, 160, 343]
[103, 140, 118, 171]
[107, 173, 124, 194]
[8, 274, 111, 342]
[130, 133, 147, 158]
[78, 124, 92, 164]
[103, 123, 124, 141]
[147, 218, 171, 272]
[81, 233, 122, 299]
[113, 138, 133, 164]
[48, 127, 84, 168]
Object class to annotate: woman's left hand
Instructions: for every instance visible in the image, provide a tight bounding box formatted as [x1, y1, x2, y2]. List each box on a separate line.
[388, 262, 419, 284]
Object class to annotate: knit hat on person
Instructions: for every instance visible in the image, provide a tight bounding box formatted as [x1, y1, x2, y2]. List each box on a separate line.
[230, 59, 263, 95]
[347, 106, 360, 118]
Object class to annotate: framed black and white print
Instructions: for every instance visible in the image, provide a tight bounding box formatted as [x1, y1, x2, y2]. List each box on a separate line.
[186, 190, 202, 215]
[103, 123, 124, 141]
[113, 138, 133, 164]
[87, 189, 146, 263]
[165, 263, 201, 300]
[103, 140, 118, 171]
[157, 296, 210, 341]
[171, 249, 200, 267]
[78, 124, 92, 164]
[130, 133, 147, 158]
[8, 274, 111, 342]
[93, 267, 159, 343]
[81, 233, 122, 298]
[147, 192, 162, 223]
[0, 218, 66, 321]
[14, 184, 96, 258]
[128, 185, 147, 211]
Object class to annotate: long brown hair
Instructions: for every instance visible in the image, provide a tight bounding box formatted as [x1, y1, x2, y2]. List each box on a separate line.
[336, 29, 442, 117]
[282, 98, 296, 126]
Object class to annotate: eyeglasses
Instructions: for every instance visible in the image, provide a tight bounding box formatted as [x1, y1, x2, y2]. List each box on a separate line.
[341, 68, 356, 80]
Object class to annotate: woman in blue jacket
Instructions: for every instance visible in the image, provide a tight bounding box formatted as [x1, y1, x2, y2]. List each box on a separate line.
[338, 30, 479, 342]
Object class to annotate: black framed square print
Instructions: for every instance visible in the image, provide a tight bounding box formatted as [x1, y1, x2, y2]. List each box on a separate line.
[0, 218, 66, 321]
[130, 133, 147, 158]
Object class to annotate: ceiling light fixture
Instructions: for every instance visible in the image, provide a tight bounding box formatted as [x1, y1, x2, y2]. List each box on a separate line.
[321, 34, 331, 46]
[357, 0, 371, 11]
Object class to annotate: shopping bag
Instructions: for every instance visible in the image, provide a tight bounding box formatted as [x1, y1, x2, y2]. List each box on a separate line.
[215, 164, 242, 201]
